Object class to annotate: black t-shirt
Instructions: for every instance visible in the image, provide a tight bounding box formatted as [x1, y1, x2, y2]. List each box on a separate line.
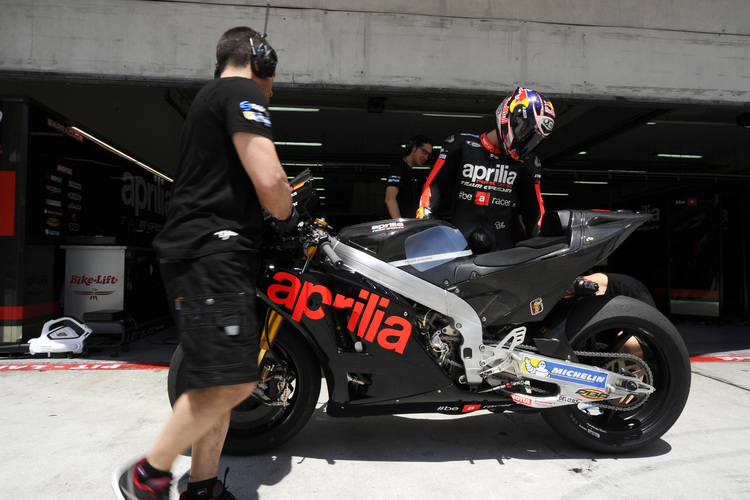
[385, 158, 421, 218]
[153, 77, 273, 261]
[421, 132, 544, 251]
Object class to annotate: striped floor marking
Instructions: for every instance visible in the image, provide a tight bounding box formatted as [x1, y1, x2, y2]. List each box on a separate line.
[689, 354, 750, 362]
[2, 354, 748, 372]
[0, 361, 169, 371]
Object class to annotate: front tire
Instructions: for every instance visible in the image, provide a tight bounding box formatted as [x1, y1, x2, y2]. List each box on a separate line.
[168, 328, 322, 455]
[541, 296, 691, 454]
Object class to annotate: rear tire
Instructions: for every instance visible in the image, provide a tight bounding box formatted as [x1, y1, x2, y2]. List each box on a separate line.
[541, 296, 691, 453]
[167, 328, 321, 455]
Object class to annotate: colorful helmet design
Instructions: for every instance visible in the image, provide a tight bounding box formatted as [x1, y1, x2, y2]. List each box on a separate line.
[496, 87, 556, 160]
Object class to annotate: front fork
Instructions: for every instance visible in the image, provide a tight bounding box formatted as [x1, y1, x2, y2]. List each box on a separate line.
[253, 309, 290, 405]
[257, 238, 319, 367]
[257, 307, 287, 386]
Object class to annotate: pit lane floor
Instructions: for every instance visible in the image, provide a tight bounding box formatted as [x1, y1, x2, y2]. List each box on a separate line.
[1, 322, 748, 499]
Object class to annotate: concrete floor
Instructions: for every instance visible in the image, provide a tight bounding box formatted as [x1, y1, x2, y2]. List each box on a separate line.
[1, 321, 748, 499]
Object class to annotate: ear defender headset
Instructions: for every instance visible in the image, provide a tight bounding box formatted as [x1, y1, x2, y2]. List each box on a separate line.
[250, 1, 277, 78]
[250, 36, 277, 78]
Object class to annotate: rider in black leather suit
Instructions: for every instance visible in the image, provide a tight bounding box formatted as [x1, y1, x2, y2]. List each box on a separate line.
[417, 87, 556, 253]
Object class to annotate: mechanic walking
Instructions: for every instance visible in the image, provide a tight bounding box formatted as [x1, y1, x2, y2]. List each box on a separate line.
[113, 26, 295, 500]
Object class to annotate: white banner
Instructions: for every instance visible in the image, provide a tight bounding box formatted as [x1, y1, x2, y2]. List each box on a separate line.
[62, 246, 125, 321]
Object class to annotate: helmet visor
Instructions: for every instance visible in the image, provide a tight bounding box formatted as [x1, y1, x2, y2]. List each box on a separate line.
[511, 110, 544, 157]
[517, 130, 545, 158]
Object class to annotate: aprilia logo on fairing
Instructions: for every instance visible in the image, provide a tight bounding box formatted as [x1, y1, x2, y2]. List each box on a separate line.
[267, 272, 411, 354]
[371, 222, 404, 232]
[462, 163, 517, 186]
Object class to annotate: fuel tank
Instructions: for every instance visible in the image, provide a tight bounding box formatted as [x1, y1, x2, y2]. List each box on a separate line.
[336, 218, 472, 279]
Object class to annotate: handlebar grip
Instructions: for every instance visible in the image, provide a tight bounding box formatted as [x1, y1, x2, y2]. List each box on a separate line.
[319, 241, 343, 270]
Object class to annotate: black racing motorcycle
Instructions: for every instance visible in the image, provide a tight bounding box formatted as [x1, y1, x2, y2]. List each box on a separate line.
[168, 171, 691, 455]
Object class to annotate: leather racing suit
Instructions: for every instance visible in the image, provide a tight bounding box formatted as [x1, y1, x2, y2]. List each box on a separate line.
[418, 132, 545, 252]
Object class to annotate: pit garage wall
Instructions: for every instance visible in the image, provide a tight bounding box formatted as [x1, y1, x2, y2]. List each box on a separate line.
[1, 0, 749, 105]
[0, 98, 172, 343]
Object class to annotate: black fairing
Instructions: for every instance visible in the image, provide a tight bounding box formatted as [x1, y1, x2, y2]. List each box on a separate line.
[258, 263, 454, 407]
[338, 211, 650, 327]
[257, 209, 649, 414]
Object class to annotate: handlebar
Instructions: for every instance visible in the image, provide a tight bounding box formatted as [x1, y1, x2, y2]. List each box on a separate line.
[319, 241, 343, 270]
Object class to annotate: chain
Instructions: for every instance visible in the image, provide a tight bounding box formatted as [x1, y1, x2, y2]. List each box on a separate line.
[573, 349, 653, 411]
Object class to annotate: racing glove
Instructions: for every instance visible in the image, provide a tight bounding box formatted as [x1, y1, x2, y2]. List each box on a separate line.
[273, 206, 300, 234]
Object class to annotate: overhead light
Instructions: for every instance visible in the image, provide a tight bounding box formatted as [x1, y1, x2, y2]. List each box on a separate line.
[541, 192, 569, 196]
[574, 180, 608, 185]
[269, 106, 319, 112]
[276, 141, 323, 147]
[611, 169, 649, 175]
[578, 151, 587, 155]
[70, 126, 172, 182]
[422, 113, 484, 119]
[656, 153, 702, 159]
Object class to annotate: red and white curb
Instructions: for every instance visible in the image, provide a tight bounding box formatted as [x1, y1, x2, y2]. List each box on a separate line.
[0, 361, 169, 371]
[689, 354, 750, 363]
[1, 354, 749, 373]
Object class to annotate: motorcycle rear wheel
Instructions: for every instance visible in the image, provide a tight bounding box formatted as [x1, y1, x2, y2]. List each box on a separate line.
[541, 296, 691, 454]
[168, 329, 321, 455]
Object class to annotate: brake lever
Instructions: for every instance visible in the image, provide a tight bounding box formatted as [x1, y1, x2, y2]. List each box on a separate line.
[301, 240, 315, 274]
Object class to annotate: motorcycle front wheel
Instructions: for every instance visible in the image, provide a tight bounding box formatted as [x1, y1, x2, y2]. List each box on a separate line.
[167, 328, 322, 455]
[541, 296, 691, 454]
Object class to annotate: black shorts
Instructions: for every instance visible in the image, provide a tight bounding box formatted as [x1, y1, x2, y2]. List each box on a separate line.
[160, 252, 261, 389]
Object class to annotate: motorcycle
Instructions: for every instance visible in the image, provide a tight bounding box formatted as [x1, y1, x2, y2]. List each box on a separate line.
[168, 170, 691, 455]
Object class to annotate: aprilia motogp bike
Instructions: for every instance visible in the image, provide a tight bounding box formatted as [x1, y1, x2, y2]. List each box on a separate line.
[168, 171, 691, 455]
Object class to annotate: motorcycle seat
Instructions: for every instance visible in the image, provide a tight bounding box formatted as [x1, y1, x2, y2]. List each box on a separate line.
[515, 234, 568, 249]
[515, 209, 572, 248]
[474, 242, 567, 267]
[473, 211, 572, 267]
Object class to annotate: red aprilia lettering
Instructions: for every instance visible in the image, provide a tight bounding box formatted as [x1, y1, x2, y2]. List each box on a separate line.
[267, 272, 411, 354]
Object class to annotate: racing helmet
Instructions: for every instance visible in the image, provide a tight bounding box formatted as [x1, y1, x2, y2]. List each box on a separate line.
[496, 87, 556, 160]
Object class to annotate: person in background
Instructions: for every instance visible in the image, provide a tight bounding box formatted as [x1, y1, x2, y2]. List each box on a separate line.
[417, 87, 555, 253]
[113, 26, 296, 500]
[587, 272, 656, 307]
[573, 272, 654, 359]
[384, 134, 434, 218]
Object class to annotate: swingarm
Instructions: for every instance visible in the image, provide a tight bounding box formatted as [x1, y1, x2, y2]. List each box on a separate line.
[479, 333, 655, 410]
